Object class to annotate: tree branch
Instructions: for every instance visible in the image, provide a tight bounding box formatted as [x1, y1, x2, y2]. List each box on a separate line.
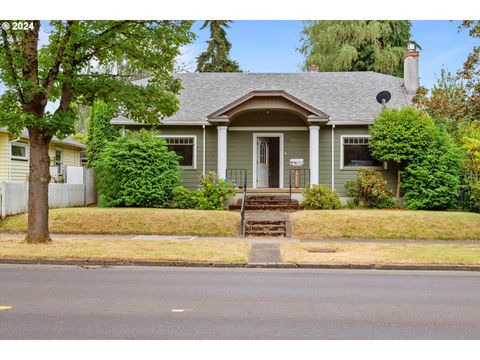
[42, 20, 74, 93]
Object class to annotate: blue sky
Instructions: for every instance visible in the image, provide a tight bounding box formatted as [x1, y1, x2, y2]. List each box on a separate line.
[180, 20, 479, 89]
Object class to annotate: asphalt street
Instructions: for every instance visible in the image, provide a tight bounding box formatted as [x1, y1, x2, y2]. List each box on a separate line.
[1, 265, 480, 339]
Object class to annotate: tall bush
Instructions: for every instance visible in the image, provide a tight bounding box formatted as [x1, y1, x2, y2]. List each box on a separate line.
[345, 169, 395, 209]
[402, 129, 463, 210]
[369, 107, 436, 198]
[86, 99, 119, 166]
[95, 130, 181, 207]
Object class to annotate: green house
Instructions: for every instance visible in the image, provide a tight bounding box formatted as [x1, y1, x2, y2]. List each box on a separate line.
[111, 47, 419, 200]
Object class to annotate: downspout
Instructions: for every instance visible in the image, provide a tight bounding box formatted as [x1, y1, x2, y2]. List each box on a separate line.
[331, 124, 335, 191]
[202, 125, 206, 176]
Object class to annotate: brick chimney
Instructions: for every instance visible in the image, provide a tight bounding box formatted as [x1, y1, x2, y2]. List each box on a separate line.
[404, 43, 419, 94]
[308, 64, 319, 72]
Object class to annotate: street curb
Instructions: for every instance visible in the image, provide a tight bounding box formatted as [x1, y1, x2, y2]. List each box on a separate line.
[0, 258, 480, 271]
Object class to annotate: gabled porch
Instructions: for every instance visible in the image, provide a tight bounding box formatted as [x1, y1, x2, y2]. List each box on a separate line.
[207, 90, 330, 189]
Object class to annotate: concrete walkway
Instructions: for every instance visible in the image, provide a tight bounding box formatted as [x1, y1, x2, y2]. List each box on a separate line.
[248, 243, 282, 263]
[2, 232, 480, 245]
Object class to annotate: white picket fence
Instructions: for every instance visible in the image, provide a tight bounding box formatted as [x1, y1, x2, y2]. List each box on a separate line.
[0, 167, 96, 218]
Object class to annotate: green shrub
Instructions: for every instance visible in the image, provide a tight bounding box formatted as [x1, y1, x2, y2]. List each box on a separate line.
[402, 130, 463, 210]
[95, 129, 181, 208]
[345, 169, 396, 209]
[195, 172, 236, 210]
[171, 186, 199, 209]
[302, 185, 342, 209]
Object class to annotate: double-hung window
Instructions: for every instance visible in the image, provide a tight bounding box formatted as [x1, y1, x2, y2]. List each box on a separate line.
[341, 135, 384, 169]
[10, 142, 28, 161]
[159, 136, 196, 169]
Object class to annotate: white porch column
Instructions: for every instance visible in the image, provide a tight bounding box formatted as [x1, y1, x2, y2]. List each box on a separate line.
[309, 125, 320, 186]
[217, 125, 228, 179]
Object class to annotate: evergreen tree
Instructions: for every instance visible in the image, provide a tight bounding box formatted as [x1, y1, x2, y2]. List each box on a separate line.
[300, 20, 417, 76]
[86, 99, 120, 166]
[196, 20, 241, 72]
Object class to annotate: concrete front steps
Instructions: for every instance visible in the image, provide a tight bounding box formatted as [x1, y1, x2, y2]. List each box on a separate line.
[244, 219, 287, 237]
[229, 195, 303, 211]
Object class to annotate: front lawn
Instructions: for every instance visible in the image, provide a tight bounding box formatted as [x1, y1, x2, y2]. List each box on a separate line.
[291, 210, 480, 241]
[0, 236, 249, 263]
[0, 208, 240, 237]
[281, 242, 480, 265]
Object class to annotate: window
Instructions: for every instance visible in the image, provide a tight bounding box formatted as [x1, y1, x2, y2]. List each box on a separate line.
[160, 136, 196, 168]
[341, 136, 383, 169]
[55, 147, 64, 174]
[10, 142, 28, 160]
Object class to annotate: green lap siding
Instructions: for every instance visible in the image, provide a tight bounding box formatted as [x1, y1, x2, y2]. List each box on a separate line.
[124, 124, 398, 194]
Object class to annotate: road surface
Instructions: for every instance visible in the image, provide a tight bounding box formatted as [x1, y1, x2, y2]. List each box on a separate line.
[1, 265, 480, 339]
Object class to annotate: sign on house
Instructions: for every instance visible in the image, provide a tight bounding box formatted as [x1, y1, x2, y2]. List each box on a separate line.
[290, 159, 304, 167]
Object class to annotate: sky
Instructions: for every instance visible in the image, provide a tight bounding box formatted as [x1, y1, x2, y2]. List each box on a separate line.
[179, 20, 480, 89]
[0, 20, 478, 95]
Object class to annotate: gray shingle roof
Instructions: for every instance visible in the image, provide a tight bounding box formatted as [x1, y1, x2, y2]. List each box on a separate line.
[0, 128, 86, 149]
[111, 72, 412, 126]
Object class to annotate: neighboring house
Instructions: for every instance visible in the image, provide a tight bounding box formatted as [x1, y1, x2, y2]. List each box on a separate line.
[111, 46, 420, 197]
[0, 128, 86, 183]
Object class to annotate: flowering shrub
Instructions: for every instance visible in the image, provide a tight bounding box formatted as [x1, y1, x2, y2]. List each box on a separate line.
[195, 172, 236, 210]
[345, 169, 396, 209]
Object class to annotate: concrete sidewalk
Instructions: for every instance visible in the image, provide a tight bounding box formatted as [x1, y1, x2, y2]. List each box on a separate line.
[1, 232, 479, 245]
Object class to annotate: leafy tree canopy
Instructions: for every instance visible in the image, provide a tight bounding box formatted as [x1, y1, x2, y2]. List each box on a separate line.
[0, 20, 194, 138]
[196, 20, 241, 72]
[299, 20, 417, 76]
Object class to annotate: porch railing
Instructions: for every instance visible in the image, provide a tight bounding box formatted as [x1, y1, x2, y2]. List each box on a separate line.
[289, 168, 310, 201]
[226, 169, 247, 189]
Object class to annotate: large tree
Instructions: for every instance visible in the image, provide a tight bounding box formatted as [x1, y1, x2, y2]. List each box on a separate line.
[300, 20, 416, 76]
[196, 20, 241, 72]
[0, 20, 193, 243]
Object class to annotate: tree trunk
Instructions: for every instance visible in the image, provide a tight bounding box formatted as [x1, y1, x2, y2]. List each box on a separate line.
[25, 126, 52, 243]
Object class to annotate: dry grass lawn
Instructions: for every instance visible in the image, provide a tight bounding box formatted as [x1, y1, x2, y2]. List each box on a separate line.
[0, 208, 240, 236]
[0, 236, 249, 263]
[281, 242, 480, 265]
[291, 210, 480, 241]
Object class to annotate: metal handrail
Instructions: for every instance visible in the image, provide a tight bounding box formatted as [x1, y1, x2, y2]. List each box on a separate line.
[239, 171, 247, 235]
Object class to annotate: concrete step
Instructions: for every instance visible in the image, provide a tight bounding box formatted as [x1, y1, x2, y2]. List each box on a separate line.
[229, 204, 303, 211]
[244, 220, 287, 237]
[242, 200, 299, 205]
[245, 231, 286, 237]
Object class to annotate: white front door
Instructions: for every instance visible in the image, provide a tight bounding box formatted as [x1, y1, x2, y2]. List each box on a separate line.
[257, 138, 269, 188]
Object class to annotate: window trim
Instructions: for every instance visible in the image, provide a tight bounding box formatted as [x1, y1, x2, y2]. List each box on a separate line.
[158, 135, 197, 170]
[340, 135, 387, 170]
[10, 141, 29, 161]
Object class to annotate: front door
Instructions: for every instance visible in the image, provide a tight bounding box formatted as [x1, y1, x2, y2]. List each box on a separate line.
[256, 138, 269, 187]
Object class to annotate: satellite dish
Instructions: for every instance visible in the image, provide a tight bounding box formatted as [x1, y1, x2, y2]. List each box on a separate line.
[376, 91, 391, 105]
